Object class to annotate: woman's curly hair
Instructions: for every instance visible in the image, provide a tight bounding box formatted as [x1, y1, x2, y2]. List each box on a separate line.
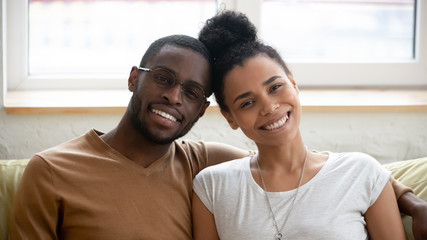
[199, 10, 291, 112]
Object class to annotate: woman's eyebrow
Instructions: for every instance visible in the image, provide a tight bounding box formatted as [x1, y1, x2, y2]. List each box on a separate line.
[262, 75, 281, 86]
[233, 76, 283, 103]
[233, 91, 251, 104]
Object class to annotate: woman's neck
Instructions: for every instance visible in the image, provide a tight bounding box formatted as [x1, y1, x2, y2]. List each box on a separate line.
[255, 134, 306, 174]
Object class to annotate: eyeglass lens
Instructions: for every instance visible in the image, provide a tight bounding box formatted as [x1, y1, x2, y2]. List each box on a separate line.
[151, 68, 205, 103]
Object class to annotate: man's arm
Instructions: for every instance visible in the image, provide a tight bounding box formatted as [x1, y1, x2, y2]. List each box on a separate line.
[205, 141, 254, 167]
[398, 191, 427, 240]
[192, 192, 220, 240]
[8, 155, 59, 239]
[389, 176, 427, 240]
[390, 176, 413, 199]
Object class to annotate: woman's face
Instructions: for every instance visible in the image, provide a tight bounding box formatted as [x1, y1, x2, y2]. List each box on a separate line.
[221, 55, 301, 147]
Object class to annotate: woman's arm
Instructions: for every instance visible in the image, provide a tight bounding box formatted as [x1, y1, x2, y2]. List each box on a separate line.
[365, 180, 407, 240]
[192, 192, 220, 240]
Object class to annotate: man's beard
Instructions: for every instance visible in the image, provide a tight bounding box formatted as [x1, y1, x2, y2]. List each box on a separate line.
[129, 91, 199, 145]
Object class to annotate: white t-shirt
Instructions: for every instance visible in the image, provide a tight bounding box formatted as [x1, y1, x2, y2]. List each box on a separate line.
[193, 152, 390, 240]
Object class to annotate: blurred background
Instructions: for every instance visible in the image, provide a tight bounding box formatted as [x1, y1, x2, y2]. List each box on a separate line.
[1, 0, 426, 162]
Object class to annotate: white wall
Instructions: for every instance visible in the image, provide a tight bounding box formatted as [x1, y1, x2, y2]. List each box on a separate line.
[1, 98, 427, 164]
[187, 111, 427, 164]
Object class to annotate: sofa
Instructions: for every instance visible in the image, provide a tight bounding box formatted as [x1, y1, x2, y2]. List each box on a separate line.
[1, 157, 426, 240]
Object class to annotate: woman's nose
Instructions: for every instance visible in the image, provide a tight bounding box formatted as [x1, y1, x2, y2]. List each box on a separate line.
[260, 99, 279, 116]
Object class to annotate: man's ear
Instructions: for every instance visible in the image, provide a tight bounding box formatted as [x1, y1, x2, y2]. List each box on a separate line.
[221, 110, 239, 130]
[198, 101, 211, 118]
[128, 66, 139, 92]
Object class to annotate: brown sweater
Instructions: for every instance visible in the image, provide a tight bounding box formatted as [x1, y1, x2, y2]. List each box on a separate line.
[9, 129, 249, 240]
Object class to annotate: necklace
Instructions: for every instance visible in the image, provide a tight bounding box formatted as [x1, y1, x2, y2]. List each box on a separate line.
[255, 146, 308, 240]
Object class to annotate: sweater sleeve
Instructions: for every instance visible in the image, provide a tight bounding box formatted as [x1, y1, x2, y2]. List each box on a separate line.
[389, 176, 413, 199]
[8, 155, 60, 240]
[205, 142, 253, 167]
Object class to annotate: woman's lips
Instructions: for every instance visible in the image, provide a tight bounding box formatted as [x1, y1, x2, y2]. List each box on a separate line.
[261, 112, 290, 130]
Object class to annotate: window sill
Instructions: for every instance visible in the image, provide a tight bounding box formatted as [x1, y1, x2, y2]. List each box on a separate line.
[4, 89, 427, 114]
[4, 90, 132, 114]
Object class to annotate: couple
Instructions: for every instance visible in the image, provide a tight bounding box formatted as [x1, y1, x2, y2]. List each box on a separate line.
[9, 11, 427, 240]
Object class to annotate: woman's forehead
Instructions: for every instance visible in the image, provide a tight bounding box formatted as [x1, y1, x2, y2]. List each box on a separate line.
[226, 56, 286, 83]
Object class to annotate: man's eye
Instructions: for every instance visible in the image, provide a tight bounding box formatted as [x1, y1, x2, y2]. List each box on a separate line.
[183, 88, 199, 100]
[155, 75, 172, 85]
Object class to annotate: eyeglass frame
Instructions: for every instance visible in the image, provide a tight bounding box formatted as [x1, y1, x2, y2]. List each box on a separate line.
[138, 66, 208, 104]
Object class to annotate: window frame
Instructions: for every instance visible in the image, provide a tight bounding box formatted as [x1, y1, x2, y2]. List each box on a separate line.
[4, 0, 427, 92]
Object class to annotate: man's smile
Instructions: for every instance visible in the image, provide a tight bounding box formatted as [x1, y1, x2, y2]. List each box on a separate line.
[151, 109, 178, 122]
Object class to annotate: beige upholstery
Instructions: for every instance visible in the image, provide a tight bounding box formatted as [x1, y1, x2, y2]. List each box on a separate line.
[0, 159, 29, 240]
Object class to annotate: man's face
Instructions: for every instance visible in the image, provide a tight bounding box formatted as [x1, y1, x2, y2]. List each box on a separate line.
[128, 45, 211, 144]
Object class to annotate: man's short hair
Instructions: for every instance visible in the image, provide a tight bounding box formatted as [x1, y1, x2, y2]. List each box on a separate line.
[139, 35, 212, 68]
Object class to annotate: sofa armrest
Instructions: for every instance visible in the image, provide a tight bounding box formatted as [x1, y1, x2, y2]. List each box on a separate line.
[0, 159, 30, 240]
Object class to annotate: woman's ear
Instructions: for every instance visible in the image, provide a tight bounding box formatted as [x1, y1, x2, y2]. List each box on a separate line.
[288, 72, 299, 93]
[128, 66, 139, 92]
[221, 110, 239, 130]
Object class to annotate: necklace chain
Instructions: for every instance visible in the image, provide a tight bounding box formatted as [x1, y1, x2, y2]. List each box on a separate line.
[255, 146, 308, 240]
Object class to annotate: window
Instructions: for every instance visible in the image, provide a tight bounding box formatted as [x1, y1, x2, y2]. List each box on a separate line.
[4, 0, 427, 93]
[6, 0, 217, 90]
[261, 0, 415, 61]
[219, 0, 427, 87]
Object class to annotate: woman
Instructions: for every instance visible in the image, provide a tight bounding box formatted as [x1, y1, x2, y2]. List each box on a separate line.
[192, 11, 407, 240]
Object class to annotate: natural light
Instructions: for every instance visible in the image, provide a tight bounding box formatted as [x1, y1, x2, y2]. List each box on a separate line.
[4, 0, 426, 90]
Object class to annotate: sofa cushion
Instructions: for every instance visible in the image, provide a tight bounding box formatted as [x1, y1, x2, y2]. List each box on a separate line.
[384, 157, 427, 240]
[384, 157, 427, 200]
[0, 159, 30, 240]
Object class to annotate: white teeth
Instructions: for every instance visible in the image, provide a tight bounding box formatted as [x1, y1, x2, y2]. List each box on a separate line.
[152, 109, 177, 122]
[264, 115, 289, 130]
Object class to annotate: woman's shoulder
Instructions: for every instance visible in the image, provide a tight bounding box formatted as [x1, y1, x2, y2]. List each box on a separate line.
[322, 152, 390, 191]
[336, 151, 374, 160]
[328, 151, 385, 173]
[343, 151, 378, 162]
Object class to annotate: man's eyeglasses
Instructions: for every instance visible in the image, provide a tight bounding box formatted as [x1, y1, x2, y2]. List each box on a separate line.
[138, 67, 207, 104]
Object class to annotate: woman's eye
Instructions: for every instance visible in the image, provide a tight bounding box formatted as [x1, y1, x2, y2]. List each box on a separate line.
[240, 100, 254, 109]
[270, 84, 282, 93]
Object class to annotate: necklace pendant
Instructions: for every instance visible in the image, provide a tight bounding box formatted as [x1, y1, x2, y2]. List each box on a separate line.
[276, 232, 283, 240]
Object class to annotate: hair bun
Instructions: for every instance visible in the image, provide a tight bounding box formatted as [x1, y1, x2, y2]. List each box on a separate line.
[199, 11, 257, 59]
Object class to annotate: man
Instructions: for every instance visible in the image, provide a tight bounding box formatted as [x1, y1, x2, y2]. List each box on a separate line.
[9, 34, 427, 239]
[9, 35, 248, 239]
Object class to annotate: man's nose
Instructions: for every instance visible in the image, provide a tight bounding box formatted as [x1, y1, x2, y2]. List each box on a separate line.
[162, 84, 183, 105]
